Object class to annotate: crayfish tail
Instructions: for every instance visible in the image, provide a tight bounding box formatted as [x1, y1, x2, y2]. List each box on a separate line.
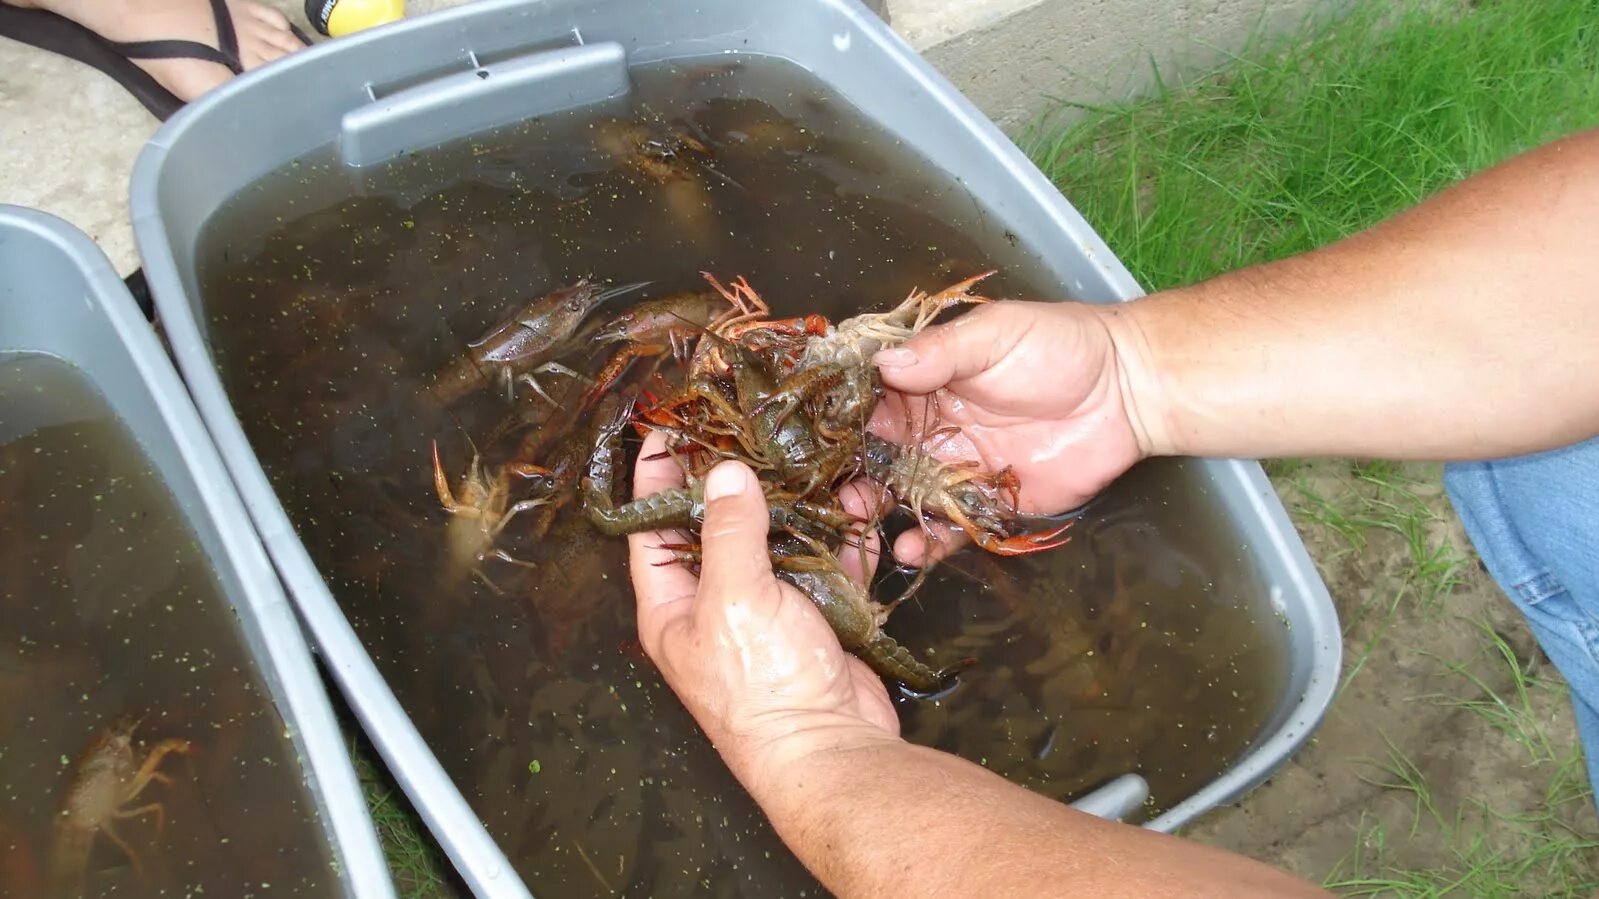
[862, 633, 946, 694]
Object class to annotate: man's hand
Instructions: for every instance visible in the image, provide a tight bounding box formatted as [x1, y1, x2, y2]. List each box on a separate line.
[624, 425, 1329, 899]
[627, 431, 902, 790]
[869, 299, 1157, 564]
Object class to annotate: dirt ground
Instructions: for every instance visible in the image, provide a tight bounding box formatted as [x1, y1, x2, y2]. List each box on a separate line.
[1185, 460, 1599, 892]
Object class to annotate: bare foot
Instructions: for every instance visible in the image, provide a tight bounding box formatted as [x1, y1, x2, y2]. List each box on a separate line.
[4, 0, 305, 101]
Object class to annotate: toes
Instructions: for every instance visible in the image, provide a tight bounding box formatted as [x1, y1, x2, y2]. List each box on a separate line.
[240, 0, 294, 32]
[239, 41, 276, 69]
[233, 1, 308, 69]
[253, 16, 307, 53]
[271, 25, 309, 53]
[238, 19, 305, 69]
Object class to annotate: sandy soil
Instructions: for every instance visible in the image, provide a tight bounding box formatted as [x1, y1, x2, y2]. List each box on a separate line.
[1186, 460, 1598, 892]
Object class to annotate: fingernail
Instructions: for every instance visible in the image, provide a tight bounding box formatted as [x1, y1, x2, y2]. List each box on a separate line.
[874, 347, 918, 368]
[705, 462, 749, 500]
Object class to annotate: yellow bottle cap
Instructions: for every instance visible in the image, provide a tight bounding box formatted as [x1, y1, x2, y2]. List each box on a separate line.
[306, 0, 406, 38]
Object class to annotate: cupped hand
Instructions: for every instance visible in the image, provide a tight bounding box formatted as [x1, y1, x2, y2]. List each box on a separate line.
[870, 299, 1152, 564]
[627, 431, 902, 788]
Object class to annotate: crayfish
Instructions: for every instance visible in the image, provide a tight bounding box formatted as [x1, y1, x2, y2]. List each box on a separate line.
[49, 715, 193, 894]
[420, 267, 1073, 693]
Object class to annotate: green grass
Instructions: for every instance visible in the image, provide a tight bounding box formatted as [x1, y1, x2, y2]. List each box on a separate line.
[1022, 0, 1599, 293]
[1019, 0, 1584, 667]
[1332, 736, 1598, 896]
[1354, 735, 1442, 839]
[1337, 579, 1409, 693]
[1328, 745, 1599, 897]
[1418, 620, 1560, 764]
[350, 735, 461, 898]
[1289, 460, 1469, 696]
[1349, 464, 1468, 609]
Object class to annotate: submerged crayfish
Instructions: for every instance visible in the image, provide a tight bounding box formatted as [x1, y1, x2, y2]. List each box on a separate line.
[431, 440, 550, 591]
[589, 117, 736, 248]
[768, 534, 968, 693]
[430, 279, 645, 405]
[49, 715, 192, 894]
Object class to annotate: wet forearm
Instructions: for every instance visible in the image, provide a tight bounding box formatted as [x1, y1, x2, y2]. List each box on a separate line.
[1108, 126, 1599, 461]
[738, 734, 1327, 898]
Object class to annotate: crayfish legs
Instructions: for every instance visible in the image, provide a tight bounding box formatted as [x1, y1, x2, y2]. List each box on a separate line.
[861, 434, 1073, 557]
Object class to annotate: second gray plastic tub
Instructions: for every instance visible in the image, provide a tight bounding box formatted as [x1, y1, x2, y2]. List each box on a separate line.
[130, 1, 1341, 895]
[0, 205, 394, 897]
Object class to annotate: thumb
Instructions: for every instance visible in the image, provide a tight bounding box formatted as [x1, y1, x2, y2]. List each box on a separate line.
[697, 461, 778, 602]
[872, 302, 1026, 394]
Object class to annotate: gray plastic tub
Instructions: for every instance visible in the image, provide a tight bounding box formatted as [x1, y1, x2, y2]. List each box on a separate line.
[129, 1, 1341, 895]
[0, 205, 394, 899]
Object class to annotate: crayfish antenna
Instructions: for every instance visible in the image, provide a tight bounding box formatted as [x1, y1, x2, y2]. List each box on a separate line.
[940, 657, 979, 678]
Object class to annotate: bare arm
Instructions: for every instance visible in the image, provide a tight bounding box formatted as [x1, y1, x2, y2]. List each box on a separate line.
[863, 129, 1599, 559]
[1110, 126, 1599, 461]
[617, 116, 1599, 899]
[627, 444, 1328, 898]
[740, 732, 1328, 899]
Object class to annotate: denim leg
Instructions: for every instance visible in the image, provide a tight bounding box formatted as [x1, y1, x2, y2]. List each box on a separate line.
[1444, 435, 1599, 799]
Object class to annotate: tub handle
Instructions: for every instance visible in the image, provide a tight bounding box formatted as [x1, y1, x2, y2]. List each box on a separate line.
[1069, 773, 1151, 822]
[339, 40, 630, 168]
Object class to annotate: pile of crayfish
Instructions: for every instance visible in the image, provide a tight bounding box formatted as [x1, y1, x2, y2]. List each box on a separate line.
[427, 270, 1073, 693]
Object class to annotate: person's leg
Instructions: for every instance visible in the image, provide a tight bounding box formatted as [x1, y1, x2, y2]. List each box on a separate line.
[1445, 435, 1599, 796]
[0, 0, 304, 101]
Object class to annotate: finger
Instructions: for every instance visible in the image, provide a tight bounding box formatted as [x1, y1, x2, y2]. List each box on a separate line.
[865, 388, 942, 445]
[628, 431, 698, 646]
[632, 428, 686, 498]
[893, 520, 968, 567]
[873, 302, 1027, 394]
[696, 461, 780, 606]
[865, 390, 908, 442]
[836, 479, 885, 585]
[839, 475, 893, 522]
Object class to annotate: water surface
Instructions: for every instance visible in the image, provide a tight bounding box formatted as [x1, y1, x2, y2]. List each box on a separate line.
[0, 354, 337, 897]
[196, 56, 1285, 897]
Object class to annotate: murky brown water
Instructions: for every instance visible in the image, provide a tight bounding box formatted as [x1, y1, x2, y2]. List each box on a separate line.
[0, 354, 337, 898]
[195, 57, 1286, 897]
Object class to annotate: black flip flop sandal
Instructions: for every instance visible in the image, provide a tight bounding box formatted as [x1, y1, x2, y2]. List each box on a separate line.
[0, 0, 311, 322]
[0, 0, 313, 122]
[111, 0, 247, 83]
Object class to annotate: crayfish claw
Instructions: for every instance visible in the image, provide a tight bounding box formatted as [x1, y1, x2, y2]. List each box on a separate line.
[430, 441, 457, 509]
[978, 519, 1075, 556]
[503, 461, 554, 481]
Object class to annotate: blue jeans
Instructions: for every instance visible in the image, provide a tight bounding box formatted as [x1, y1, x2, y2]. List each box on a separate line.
[1445, 435, 1599, 798]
